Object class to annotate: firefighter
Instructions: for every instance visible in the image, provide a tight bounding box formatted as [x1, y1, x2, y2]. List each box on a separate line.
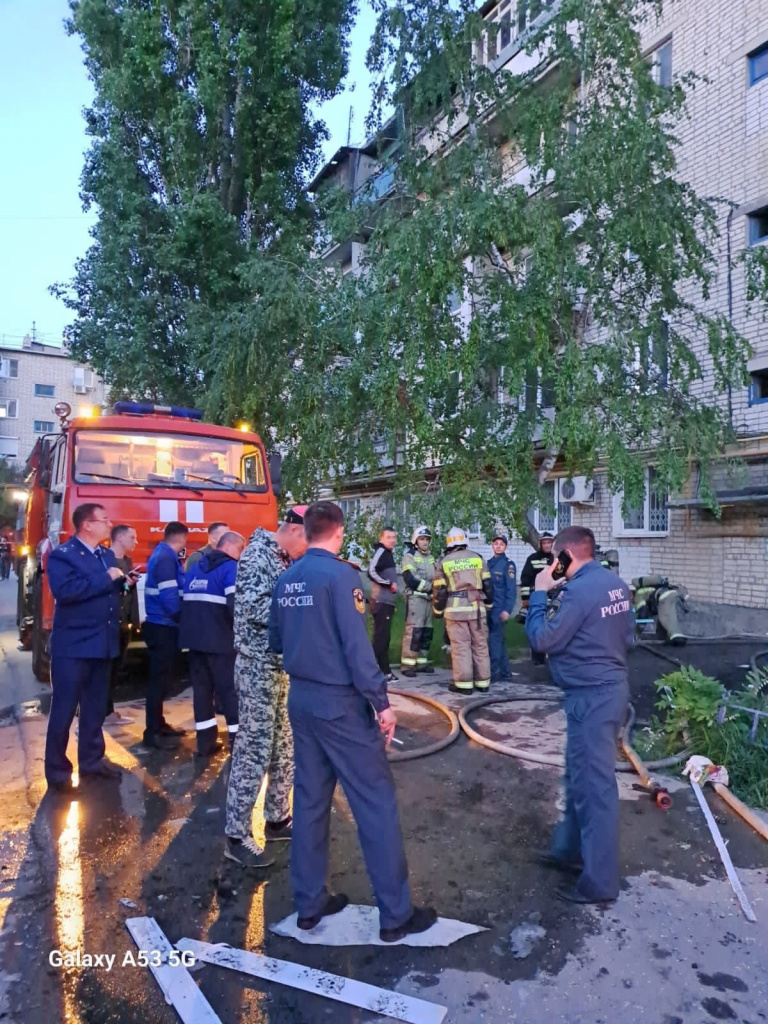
[487, 534, 517, 683]
[632, 575, 687, 645]
[400, 526, 436, 677]
[519, 533, 555, 665]
[433, 528, 494, 693]
[180, 531, 246, 757]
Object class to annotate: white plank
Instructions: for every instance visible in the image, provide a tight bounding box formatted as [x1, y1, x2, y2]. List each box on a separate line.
[125, 918, 221, 1024]
[690, 782, 757, 922]
[177, 938, 447, 1024]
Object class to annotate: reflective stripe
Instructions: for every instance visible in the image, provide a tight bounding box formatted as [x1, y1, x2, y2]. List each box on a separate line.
[195, 718, 217, 730]
[183, 593, 227, 604]
[227, 723, 239, 733]
[224, 586, 236, 595]
[401, 657, 417, 666]
[145, 587, 160, 596]
[416, 658, 429, 665]
[453, 681, 474, 690]
[158, 580, 179, 591]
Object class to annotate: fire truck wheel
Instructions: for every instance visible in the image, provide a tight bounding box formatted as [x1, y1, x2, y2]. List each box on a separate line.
[31, 577, 51, 684]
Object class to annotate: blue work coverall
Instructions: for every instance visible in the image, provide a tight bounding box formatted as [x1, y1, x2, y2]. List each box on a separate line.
[45, 536, 122, 783]
[526, 560, 633, 901]
[269, 547, 413, 931]
[487, 552, 516, 681]
[142, 541, 185, 741]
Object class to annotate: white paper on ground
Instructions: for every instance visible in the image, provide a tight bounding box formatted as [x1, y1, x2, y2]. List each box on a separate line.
[269, 903, 487, 947]
[125, 917, 221, 1024]
[177, 938, 447, 1024]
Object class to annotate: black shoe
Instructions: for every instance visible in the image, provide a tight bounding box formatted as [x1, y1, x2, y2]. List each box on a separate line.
[159, 722, 186, 737]
[448, 684, 474, 694]
[386, 672, 398, 683]
[224, 837, 275, 869]
[142, 733, 180, 750]
[533, 850, 583, 874]
[297, 893, 349, 931]
[556, 883, 616, 905]
[418, 665, 435, 674]
[380, 906, 438, 943]
[80, 761, 122, 779]
[401, 668, 417, 678]
[265, 817, 293, 842]
[47, 778, 74, 794]
[195, 741, 223, 760]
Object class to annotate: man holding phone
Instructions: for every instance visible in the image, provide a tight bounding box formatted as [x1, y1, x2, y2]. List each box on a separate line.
[525, 526, 633, 905]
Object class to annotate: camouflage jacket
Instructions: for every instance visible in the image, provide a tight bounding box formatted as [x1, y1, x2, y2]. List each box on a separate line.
[234, 528, 289, 658]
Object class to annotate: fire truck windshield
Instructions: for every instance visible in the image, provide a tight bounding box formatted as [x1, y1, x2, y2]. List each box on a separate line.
[73, 430, 267, 491]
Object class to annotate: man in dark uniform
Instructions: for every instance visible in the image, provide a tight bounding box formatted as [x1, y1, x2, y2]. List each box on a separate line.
[44, 503, 127, 792]
[519, 532, 555, 665]
[526, 526, 633, 904]
[269, 501, 437, 943]
[487, 534, 517, 683]
[180, 531, 245, 757]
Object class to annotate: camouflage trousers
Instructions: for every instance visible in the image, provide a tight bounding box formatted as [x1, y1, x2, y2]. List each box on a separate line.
[225, 652, 294, 845]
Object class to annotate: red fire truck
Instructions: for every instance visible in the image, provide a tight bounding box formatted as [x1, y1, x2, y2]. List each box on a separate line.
[17, 400, 281, 681]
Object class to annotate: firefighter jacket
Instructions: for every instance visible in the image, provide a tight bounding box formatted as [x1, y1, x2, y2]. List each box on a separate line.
[433, 546, 494, 620]
[401, 546, 435, 599]
[144, 541, 185, 627]
[179, 550, 238, 654]
[520, 548, 556, 606]
[488, 553, 517, 618]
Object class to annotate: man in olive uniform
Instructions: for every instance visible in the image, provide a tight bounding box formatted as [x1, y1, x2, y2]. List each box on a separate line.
[520, 533, 555, 665]
[400, 526, 436, 678]
[433, 528, 494, 694]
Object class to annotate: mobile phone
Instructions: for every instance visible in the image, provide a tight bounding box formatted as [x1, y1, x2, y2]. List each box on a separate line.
[552, 549, 573, 581]
[128, 565, 145, 576]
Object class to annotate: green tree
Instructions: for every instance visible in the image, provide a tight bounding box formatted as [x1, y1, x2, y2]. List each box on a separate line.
[55, 0, 356, 416]
[304, 0, 751, 540]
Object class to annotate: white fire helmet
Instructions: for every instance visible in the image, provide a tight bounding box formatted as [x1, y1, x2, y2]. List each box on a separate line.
[411, 525, 432, 545]
[445, 527, 467, 549]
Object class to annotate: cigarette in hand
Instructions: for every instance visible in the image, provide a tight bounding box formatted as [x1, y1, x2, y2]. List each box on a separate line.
[391, 736, 404, 745]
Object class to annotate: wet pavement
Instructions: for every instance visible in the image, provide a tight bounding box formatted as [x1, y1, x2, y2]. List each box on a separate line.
[0, 579, 767, 1024]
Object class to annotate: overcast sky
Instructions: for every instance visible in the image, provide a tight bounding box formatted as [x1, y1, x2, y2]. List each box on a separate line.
[0, 0, 377, 348]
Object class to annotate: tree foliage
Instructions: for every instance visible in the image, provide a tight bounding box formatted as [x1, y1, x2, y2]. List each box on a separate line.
[310, 0, 751, 539]
[55, 0, 355, 411]
[59, 0, 754, 541]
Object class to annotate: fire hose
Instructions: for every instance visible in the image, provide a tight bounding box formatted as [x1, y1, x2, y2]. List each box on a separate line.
[386, 689, 460, 762]
[458, 693, 689, 775]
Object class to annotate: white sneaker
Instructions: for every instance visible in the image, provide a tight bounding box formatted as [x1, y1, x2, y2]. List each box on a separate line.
[104, 710, 134, 726]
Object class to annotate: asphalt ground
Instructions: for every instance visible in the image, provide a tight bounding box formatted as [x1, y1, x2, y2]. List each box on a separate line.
[0, 578, 766, 1024]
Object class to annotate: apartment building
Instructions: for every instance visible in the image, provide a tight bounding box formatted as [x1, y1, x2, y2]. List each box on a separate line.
[0, 335, 106, 467]
[314, 0, 768, 610]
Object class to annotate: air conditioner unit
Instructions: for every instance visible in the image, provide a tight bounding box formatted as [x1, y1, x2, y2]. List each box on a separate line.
[560, 476, 595, 505]
[74, 384, 87, 394]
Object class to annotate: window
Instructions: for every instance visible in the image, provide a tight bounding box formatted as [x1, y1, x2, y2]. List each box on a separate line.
[749, 367, 768, 404]
[34, 420, 56, 434]
[649, 39, 673, 87]
[530, 479, 571, 534]
[748, 207, 768, 246]
[0, 437, 18, 458]
[612, 467, 669, 536]
[338, 497, 361, 522]
[0, 358, 18, 379]
[73, 429, 267, 491]
[73, 367, 94, 393]
[0, 400, 18, 419]
[34, 384, 55, 398]
[749, 42, 768, 86]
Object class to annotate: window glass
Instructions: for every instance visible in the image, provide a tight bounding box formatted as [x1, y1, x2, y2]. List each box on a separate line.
[34, 420, 55, 433]
[34, 384, 55, 398]
[749, 42, 768, 85]
[74, 430, 267, 490]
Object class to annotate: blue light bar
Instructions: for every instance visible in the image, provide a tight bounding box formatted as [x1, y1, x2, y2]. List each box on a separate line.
[113, 402, 203, 421]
